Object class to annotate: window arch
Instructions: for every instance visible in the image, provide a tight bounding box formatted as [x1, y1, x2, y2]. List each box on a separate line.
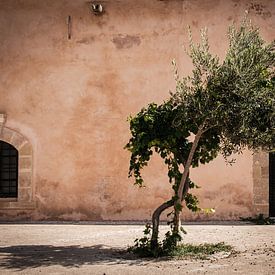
[0, 141, 18, 198]
[0, 126, 35, 210]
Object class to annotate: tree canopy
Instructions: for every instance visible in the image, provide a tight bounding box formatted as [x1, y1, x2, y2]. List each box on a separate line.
[125, 17, 275, 255]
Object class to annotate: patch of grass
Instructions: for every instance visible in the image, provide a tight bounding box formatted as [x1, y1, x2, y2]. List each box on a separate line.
[128, 242, 233, 259]
[166, 242, 233, 259]
[128, 225, 233, 259]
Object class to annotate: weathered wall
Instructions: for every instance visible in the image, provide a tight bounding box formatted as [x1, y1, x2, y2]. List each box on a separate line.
[0, 0, 274, 221]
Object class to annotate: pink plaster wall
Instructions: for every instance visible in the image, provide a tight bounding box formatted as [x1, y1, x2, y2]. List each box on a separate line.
[0, 0, 274, 220]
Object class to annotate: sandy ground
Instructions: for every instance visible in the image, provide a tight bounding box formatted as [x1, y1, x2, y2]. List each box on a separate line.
[0, 223, 274, 274]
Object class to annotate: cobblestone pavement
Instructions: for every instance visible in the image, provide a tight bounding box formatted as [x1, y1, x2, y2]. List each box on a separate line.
[0, 223, 274, 274]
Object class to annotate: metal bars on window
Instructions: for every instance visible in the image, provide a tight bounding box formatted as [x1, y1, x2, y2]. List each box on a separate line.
[0, 141, 18, 198]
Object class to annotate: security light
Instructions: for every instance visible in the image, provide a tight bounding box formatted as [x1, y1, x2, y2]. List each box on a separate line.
[91, 3, 103, 15]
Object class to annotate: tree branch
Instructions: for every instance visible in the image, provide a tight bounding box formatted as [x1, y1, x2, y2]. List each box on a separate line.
[177, 124, 204, 202]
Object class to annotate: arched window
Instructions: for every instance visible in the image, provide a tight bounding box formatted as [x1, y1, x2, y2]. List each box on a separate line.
[0, 141, 18, 198]
[0, 126, 34, 210]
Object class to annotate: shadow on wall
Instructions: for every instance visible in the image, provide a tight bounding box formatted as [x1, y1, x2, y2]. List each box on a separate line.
[0, 245, 158, 270]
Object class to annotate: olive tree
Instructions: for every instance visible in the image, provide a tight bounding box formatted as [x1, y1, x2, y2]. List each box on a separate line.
[125, 18, 274, 253]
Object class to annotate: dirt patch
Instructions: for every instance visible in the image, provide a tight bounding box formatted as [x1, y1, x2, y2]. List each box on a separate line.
[0, 224, 274, 274]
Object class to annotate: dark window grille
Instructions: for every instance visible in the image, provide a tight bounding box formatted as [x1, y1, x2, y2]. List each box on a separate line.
[269, 152, 275, 217]
[0, 141, 18, 198]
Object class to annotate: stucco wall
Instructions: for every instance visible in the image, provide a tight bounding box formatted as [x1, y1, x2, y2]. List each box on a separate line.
[0, 0, 274, 221]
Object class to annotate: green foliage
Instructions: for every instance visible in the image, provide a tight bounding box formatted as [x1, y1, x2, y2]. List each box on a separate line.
[162, 230, 183, 252]
[125, 102, 221, 187]
[128, 225, 233, 259]
[125, 17, 274, 252]
[129, 224, 155, 257]
[128, 224, 184, 257]
[216, 20, 275, 151]
[124, 100, 219, 227]
[125, 16, 274, 202]
[184, 193, 201, 212]
[166, 242, 233, 259]
[170, 18, 274, 156]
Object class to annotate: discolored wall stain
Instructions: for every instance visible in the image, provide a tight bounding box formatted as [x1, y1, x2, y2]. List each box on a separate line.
[76, 36, 95, 44]
[192, 20, 199, 27]
[182, 183, 254, 221]
[0, 0, 274, 221]
[34, 177, 103, 220]
[112, 34, 141, 49]
[248, 2, 272, 19]
[190, 0, 221, 10]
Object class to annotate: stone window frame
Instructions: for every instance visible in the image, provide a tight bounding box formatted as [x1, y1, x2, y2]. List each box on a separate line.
[253, 151, 269, 216]
[0, 126, 35, 210]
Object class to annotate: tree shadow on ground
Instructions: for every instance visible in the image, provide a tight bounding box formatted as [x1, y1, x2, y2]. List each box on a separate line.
[0, 245, 158, 271]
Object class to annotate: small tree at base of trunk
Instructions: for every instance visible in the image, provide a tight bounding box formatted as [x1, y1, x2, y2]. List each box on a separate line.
[125, 17, 274, 255]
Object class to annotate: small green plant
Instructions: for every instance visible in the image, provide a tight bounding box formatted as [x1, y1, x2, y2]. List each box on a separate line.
[128, 224, 157, 257]
[128, 224, 233, 258]
[240, 214, 275, 225]
[128, 224, 183, 257]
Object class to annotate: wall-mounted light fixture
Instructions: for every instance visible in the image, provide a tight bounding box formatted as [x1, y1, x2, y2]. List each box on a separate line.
[91, 3, 104, 15]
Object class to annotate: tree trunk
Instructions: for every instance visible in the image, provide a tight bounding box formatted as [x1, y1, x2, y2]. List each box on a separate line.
[150, 123, 205, 249]
[151, 199, 173, 250]
[172, 174, 190, 234]
[173, 208, 181, 234]
[174, 125, 204, 234]
[151, 175, 192, 249]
